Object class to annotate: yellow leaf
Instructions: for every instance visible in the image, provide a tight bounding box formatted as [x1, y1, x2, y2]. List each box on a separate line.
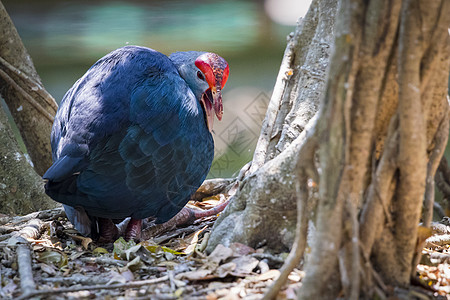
[140, 240, 184, 255]
[92, 247, 109, 255]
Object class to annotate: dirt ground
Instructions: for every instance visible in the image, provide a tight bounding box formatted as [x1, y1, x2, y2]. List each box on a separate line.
[0, 197, 449, 299]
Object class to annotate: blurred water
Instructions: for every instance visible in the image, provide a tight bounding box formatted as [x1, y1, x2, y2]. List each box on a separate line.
[3, 0, 303, 178]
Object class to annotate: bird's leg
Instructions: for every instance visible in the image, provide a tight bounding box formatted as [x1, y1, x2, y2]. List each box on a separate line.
[141, 198, 231, 239]
[97, 218, 119, 243]
[125, 218, 142, 241]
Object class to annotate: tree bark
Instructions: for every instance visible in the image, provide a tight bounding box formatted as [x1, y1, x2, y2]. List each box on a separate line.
[208, 0, 450, 298]
[0, 107, 57, 215]
[207, 0, 336, 253]
[0, 1, 58, 176]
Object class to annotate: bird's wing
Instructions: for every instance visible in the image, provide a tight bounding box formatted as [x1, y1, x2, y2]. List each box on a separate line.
[44, 46, 178, 183]
[76, 69, 202, 208]
[45, 46, 208, 221]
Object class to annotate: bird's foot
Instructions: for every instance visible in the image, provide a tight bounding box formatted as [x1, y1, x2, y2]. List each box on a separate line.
[125, 218, 142, 241]
[141, 198, 231, 239]
[97, 218, 119, 243]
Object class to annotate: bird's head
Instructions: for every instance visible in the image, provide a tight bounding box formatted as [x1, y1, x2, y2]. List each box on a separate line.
[170, 51, 229, 132]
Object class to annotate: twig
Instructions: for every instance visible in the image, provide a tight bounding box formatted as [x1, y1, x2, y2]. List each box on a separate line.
[16, 237, 36, 297]
[79, 256, 165, 272]
[40, 275, 110, 285]
[16, 275, 169, 300]
[79, 257, 128, 266]
[152, 222, 214, 244]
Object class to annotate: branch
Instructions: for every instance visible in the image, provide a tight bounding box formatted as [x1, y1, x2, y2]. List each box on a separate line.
[16, 238, 35, 297]
[16, 275, 169, 300]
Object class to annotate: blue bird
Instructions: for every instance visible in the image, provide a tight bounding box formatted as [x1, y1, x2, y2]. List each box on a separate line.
[43, 46, 229, 241]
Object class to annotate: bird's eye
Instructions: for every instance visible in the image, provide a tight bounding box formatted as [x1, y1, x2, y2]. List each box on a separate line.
[197, 71, 205, 81]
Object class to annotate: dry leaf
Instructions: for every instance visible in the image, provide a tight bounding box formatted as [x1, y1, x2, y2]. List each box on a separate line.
[36, 249, 68, 268]
[125, 256, 143, 272]
[92, 247, 109, 255]
[216, 262, 236, 278]
[184, 225, 208, 255]
[230, 256, 259, 275]
[177, 269, 214, 281]
[257, 269, 280, 281]
[39, 263, 57, 275]
[107, 270, 134, 285]
[70, 235, 93, 250]
[209, 244, 233, 264]
[230, 243, 255, 256]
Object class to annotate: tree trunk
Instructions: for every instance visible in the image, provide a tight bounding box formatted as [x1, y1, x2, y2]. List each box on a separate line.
[0, 107, 57, 215]
[208, 0, 450, 298]
[0, 1, 58, 176]
[207, 0, 337, 253]
[0, 1, 58, 214]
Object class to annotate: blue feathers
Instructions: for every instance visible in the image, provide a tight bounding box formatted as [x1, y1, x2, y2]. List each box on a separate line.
[44, 46, 214, 235]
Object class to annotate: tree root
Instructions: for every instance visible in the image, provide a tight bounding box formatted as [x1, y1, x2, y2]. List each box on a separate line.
[262, 119, 318, 300]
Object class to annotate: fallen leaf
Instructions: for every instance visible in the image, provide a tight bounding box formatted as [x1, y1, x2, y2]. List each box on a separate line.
[123, 244, 142, 261]
[37, 249, 68, 268]
[208, 244, 233, 264]
[216, 262, 236, 278]
[257, 269, 280, 281]
[107, 270, 134, 285]
[70, 235, 93, 250]
[173, 288, 184, 298]
[230, 256, 259, 275]
[113, 237, 137, 260]
[125, 256, 143, 272]
[176, 269, 214, 281]
[92, 247, 109, 255]
[230, 243, 255, 256]
[141, 240, 184, 255]
[184, 225, 208, 255]
[39, 263, 57, 275]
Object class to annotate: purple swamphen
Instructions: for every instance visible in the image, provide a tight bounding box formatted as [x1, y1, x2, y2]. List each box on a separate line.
[43, 46, 229, 241]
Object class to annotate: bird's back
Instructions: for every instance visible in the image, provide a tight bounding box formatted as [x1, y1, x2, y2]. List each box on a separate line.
[44, 46, 214, 223]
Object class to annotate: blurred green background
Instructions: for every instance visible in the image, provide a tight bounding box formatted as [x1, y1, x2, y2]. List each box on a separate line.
[2, 0, 311, 178]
